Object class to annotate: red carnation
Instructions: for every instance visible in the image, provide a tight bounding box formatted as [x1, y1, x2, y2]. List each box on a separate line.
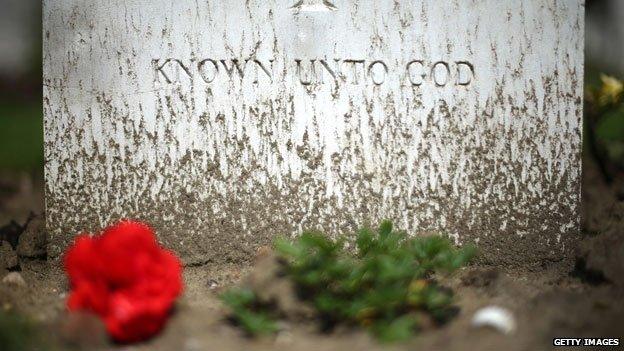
[64, 220, 183, 343]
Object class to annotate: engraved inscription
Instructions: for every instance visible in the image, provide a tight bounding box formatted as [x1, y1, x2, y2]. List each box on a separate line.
[407, 60, 474, 87]
[153, 58, 475, 88]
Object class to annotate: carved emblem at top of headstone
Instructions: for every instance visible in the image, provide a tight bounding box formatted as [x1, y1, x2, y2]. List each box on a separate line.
[290, 0, 337, 12]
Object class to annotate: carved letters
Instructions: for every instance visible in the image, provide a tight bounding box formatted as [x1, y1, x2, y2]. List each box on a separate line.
[153, 58, 475, 87]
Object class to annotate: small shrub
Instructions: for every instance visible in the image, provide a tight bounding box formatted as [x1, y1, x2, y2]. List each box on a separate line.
[221, 220, 475, 342]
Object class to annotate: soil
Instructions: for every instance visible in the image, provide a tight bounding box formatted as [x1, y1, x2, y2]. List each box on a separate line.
[1, 157, 623, 351]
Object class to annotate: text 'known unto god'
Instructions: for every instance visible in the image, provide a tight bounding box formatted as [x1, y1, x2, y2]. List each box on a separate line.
[153, 58, 475, 87]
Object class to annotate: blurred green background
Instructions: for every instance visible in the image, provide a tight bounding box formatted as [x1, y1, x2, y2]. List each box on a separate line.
[0, 1, 42, 173]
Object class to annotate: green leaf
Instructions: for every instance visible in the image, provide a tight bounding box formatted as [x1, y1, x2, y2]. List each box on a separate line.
[235, 310, 279, 336]
[379, 220, 393, 237]
[274, 237, 301, 259]
[372, 315, 418, 343]
[356, 227, 375, 256]
[221, 288, 256, 309]
[220, 288, 279, 336]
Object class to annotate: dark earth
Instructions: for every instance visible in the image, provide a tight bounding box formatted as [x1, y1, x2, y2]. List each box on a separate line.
[0, 155, 623, 351]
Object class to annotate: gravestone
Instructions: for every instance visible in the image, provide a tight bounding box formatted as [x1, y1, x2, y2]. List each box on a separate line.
[43, 0, 584, 266]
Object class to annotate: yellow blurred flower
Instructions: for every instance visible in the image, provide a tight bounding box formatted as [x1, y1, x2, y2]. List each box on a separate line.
[599, 74, 623, 106]
[356, 307, 376, 323]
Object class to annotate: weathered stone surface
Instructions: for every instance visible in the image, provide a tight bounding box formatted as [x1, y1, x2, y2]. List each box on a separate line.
[43, 0, 584, 266]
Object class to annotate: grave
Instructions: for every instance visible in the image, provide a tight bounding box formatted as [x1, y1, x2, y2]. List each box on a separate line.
[43, 0, 584, 265]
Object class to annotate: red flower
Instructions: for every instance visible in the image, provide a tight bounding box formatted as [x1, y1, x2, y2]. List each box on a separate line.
[64, 220, 183, 343]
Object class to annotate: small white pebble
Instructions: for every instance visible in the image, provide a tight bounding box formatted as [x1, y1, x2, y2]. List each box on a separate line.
[471, 305, 516, 334]
[207, 279, 219, 290]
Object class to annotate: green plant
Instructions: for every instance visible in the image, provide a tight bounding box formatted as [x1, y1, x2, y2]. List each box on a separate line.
[220, 288, 279, 336]
[221, 220, 476, 342]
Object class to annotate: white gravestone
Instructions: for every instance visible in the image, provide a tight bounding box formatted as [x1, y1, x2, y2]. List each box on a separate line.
[43, 0, 584, 266]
